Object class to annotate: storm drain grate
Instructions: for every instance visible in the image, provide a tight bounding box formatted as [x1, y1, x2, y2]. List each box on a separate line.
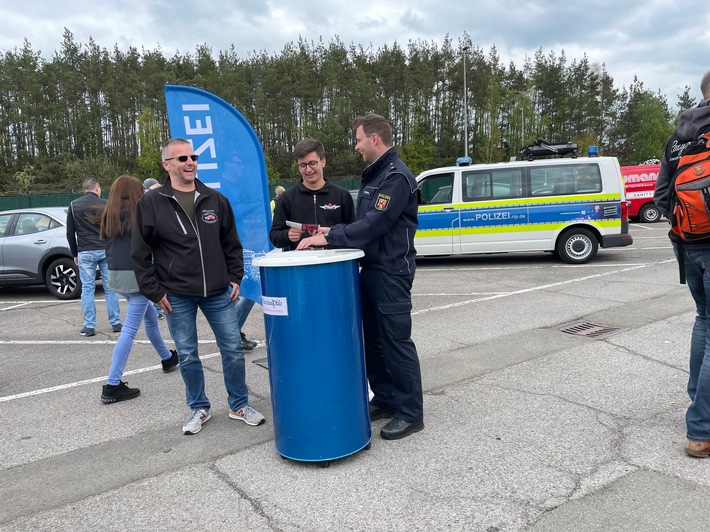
[558, 321, 623, 339]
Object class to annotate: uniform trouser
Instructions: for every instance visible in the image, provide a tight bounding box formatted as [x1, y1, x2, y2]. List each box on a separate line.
[360, 267, 423, 423]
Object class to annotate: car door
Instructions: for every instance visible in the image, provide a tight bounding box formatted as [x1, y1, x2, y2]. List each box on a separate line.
[0, 212, 58, 283]
[416, 172, 459, 255]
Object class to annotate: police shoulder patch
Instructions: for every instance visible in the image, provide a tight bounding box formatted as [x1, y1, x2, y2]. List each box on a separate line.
[375, 193, 391, 211]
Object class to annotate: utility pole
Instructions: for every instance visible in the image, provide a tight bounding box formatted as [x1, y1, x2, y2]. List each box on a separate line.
[463, 45, 470, 158]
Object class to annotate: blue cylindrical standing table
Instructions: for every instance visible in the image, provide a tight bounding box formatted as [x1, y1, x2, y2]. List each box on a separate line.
[253, 249, 371, 463]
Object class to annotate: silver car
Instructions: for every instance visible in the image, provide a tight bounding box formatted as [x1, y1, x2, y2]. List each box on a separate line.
[0, 207, 81, 299]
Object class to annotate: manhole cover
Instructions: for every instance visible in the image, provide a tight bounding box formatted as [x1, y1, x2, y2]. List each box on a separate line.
[559, 321, 622, 339]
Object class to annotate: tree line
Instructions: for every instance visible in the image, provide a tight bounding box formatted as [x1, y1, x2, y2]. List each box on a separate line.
[0, 29, 695, 194]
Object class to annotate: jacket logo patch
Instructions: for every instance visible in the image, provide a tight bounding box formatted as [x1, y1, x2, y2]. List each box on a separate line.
[319, 203, 341, 211]
[201, 210, 218, 224]
[375, 194, 391, 211]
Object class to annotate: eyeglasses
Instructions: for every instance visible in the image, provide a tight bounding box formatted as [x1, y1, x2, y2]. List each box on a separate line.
[297, 160, 321, 170]
[164, 154, 199, 162]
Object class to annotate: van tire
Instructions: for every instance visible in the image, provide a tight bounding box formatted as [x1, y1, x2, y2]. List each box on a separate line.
[556, 228, 598, 264]
[639, 203, 661, 223]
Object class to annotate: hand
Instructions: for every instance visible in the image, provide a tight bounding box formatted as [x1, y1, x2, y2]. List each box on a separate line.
[157, 294, 172, 314]
[296, 234, 327, 249]
[288, 227, 302, 242]
[229, 282, 240, 301]
[316, 226, 331, 235]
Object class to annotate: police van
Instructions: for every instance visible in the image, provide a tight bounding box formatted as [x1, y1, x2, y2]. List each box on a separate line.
[415, 155, 633, 263]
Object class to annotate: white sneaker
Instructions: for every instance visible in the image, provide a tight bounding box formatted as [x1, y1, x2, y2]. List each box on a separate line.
[183, 409, 211, 435]
[228, 405, 265, 426]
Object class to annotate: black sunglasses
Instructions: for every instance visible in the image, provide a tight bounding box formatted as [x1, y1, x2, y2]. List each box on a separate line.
[164, 154, 199, 162]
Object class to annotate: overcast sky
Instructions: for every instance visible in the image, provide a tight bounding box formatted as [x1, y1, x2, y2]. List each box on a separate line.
[2, 0, 708, 107]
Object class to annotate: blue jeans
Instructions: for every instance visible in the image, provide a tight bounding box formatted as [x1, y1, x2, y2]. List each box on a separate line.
[107, 292, 172, 385]
[165, 289, 248, 411]
[234, 296, 255, 330]
[78, 250, 120, 329]
[683, 247, 710, 441]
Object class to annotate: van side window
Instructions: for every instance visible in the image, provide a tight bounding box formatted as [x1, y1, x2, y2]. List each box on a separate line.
[418, 173, 454, 204]
[463, 169, 523, 201]
[531, 164, 602, 196]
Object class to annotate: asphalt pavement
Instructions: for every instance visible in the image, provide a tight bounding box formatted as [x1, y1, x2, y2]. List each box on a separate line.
[1, 221, 709, 531]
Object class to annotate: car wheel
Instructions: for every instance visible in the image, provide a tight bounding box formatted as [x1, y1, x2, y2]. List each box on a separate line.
[639, 203, 661, 223]
[556, 228, 598, 264]
[45, 257, 81, 300]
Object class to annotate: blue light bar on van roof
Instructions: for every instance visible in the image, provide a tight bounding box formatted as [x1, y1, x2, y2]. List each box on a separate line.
[456, 156, 473, 166]
[588, 145, 599, 157]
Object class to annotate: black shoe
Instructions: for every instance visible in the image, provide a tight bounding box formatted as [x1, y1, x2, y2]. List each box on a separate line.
[380, 418, 424, 440]
[369, 402, 395, 421]
[241, 332, 256, 351]
[161, 349, 179, 373]
[79, 327, 95, 337]
[101, 381, 140, 404]
[112, 323, 123, 333]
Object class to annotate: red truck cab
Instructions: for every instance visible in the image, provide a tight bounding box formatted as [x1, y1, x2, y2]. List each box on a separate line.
[621, 164, 662, 222]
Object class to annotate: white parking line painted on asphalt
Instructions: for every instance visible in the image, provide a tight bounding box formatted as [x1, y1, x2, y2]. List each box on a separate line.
[0, 351, 222, 403]
[412, 260, 674, 316]
[417, 262, 651, 273]
[414, 292, 509, 296]
[1, 258, 675, 404]
[0, 302, 32, 311]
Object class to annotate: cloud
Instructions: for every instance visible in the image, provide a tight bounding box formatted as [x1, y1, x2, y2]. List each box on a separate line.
[0, 0, 707, 103]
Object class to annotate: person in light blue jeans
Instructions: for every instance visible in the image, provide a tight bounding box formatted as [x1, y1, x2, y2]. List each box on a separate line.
[67, 177, 121, 336]
[99, 175, 177, 404]
[78, 249, 121, 331]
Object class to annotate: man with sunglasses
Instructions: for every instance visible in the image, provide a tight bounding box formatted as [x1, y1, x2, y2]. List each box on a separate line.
[270, 137, 355, 250]
[132, 137, 265, 435]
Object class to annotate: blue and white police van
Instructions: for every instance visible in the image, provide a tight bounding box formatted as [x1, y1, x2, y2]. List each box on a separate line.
[415, 155, 633, 263]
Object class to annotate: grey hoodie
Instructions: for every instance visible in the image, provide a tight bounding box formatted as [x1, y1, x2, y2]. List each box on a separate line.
[654, 100, 710, 218]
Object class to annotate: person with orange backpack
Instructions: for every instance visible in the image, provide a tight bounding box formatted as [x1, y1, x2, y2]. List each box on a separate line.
[654, 69, 710, 458]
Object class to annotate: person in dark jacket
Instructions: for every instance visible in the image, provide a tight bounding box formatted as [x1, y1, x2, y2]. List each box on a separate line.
[654, 70, 710, 458]
[66, 177, 121, 337]
[270, 137, 355, 250]
[298, 114, 424, 441]
[99, 175, 177, 404]
[131, 138, 265, 435]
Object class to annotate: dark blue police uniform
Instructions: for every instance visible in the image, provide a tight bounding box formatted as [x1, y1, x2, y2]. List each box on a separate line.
[325, 147, 423, 424]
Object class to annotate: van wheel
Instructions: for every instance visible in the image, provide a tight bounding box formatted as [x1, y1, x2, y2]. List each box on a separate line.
[556, 228, 598, 264]
[45, 257, 81, 300]
[639, 204, 661, 223]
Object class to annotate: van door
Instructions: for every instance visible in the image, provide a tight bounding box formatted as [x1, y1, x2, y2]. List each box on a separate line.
[459, 167, 527, 253]
[416, 172, 459, 254]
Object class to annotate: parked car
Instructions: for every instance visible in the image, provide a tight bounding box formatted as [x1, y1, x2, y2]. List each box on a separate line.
[0, 207, 81, 299]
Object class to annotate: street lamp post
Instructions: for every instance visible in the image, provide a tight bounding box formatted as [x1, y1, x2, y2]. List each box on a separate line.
[463, 45, 470, 158]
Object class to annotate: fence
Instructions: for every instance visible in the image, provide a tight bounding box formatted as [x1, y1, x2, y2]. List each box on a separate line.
[1, 177, 362, 211]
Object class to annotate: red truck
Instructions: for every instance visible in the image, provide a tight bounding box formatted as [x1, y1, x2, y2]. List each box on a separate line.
[621, 164, 662, 222]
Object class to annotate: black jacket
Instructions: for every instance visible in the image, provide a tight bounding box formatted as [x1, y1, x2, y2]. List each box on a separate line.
[654, 99, 710, 219]
[66, 192, 106, 255]
[270, 179, 356, 250]
[326, 147, 419, 275]
[131, 178, 244, 302]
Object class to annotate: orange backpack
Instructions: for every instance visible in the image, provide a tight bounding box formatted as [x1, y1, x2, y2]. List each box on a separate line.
[672, 132, 710, 242]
